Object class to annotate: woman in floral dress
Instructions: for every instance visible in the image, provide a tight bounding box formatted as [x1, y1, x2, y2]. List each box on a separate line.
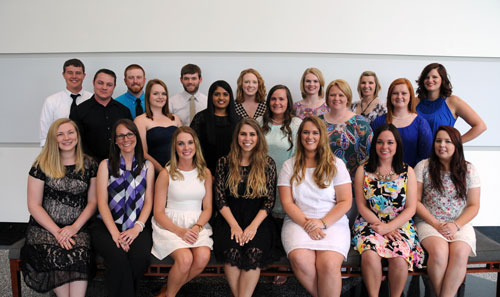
[415, 125, 480, 297]
[352, 124, 424, 297]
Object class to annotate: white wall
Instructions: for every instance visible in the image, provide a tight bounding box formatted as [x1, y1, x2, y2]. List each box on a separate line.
[1, 0, 500, 57]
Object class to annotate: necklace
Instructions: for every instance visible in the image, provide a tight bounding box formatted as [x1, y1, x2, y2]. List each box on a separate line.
[360, 97, 376, 115]
[375, 169, 395, 181]
[392, 113, 412, 120]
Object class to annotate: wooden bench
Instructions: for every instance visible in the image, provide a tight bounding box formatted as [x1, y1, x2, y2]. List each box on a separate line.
[9, 229, 500, 297]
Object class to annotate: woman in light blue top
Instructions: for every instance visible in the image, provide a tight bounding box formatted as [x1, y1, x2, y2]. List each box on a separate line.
[258, 84, 301, 285]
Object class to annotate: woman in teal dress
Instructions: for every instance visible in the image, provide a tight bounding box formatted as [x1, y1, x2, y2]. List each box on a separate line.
[319, 79, 372, 179]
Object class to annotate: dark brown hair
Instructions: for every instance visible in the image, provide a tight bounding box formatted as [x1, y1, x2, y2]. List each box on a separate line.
[262, 84, 295, 151]
[416, 63, 453, 99]
[428, 125, 467, 199]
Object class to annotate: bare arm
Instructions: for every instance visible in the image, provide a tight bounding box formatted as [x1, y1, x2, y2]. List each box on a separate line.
[383, 167, 418, 233]
[195, 169, 213, 228]
[322, 183, 352, 226]
[354, 166, 381, 225]
[449, 95, 487, 143]
[279, 185, 308, 227]
[96, 160, 121, 249]
[415, 181, 441, 228]
[134, 116, 164, 172]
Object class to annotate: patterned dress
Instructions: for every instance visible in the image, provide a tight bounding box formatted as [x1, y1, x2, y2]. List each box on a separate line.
[235, 101, 266, 119]
[293, 101, 329, 119]
[352, 165, 424, 270]
[21, 157, 97, 293]
[351, 100, 387, 123]
[319, 114, 373, 179]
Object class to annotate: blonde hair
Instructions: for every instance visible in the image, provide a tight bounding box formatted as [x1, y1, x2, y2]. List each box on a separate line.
[167, 126, 207, 181]
[300, 67, 325, 98]
[34, 118, 85, 178]
[236, 68, 267, 104]
[227, 118, 268, 198]
[325, 79, 353, 108]
[291, 116, 337, 189]
[357, 71, 381, 99]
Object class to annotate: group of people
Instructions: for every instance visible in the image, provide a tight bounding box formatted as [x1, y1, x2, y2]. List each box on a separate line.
[21, 59, 485, 297]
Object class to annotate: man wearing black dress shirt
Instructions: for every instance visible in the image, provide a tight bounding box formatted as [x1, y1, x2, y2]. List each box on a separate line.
[70, 69, 132, 163]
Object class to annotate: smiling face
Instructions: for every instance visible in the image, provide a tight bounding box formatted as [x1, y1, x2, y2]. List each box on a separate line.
[212, 86, 230, 112]
[175, 132, 196, 162]
[149, 83, 167, 109]
[56, 122, 78, 152]
[390, 84, 410, 109]
[238, 124, 258, 153]
[424, 68, 442, 93]
[269, 88, 288, 117]
[375, 130, 397, 161]
[242, 73, 258, 97]
[327, 85, 348, 110]
[115, 124, 137, 154]
[181, 73, 201, 94]
[434, 130, 455, 162]
[301, 121, 320, 153]
[124, 68, 146, 95]
[63, 65, 85, 93]
[360, 75, 376, 99]
[304, 73, 321, 96]
[93, 72, 116, 101]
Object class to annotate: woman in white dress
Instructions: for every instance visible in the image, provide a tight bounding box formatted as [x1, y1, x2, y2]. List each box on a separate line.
[152, 126, 213, 297]
[415, 125, 480, 297]
[279, 116, 352, 297]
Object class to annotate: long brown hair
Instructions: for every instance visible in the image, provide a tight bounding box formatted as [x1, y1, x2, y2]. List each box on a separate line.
[144, 79, 174, 121]
[416, 63, 453, 100]
[227, 118, 268, 198]
[34, 118, 85, 178]
[291, 116, 337, 188]
[167, 126, 207, 181]
[428, 125, 467, 199]
[386, 78, 417, 123]
[261, 84, 296, 151]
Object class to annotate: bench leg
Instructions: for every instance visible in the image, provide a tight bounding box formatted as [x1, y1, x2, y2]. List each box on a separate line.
[497, 271, 500, 297]
[9, 259, 22, 297]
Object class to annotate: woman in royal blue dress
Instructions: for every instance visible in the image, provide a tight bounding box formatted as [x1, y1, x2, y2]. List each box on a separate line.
[372, 78, 433, 168]
[416, 63, 486, 143]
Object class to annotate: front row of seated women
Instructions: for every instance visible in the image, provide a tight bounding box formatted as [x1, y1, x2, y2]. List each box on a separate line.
[21, 115, 480, 297]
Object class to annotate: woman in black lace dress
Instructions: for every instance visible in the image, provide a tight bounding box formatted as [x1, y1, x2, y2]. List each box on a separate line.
[213, 118, 277, 297]
[21, 118, 97, 296]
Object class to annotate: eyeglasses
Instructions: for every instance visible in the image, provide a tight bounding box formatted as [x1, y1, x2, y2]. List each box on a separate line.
[116, 132, 135, 140]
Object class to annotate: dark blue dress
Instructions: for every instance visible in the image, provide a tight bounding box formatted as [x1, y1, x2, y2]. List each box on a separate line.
[146, 126, 177, 168]
[372, 114, 433, 167]
[416, 97, 456, 138]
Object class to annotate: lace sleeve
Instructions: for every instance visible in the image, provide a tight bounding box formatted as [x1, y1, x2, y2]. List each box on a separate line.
[261, 156, 277, 214]
[29, 165, 46, 181]
[214, 156, 229, 210]
[190, 111, 205, 139]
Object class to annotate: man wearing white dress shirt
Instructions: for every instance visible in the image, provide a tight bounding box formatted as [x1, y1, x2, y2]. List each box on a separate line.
[39, 58, 92, 146]
[168, 64, 207, 126]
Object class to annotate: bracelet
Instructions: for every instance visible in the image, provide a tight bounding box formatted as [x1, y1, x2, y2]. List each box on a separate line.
[320, 219, 327, 229]
[194, 223, 203, 231]
[134, 221, 145, 232]
[452, 221, 461, 231]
